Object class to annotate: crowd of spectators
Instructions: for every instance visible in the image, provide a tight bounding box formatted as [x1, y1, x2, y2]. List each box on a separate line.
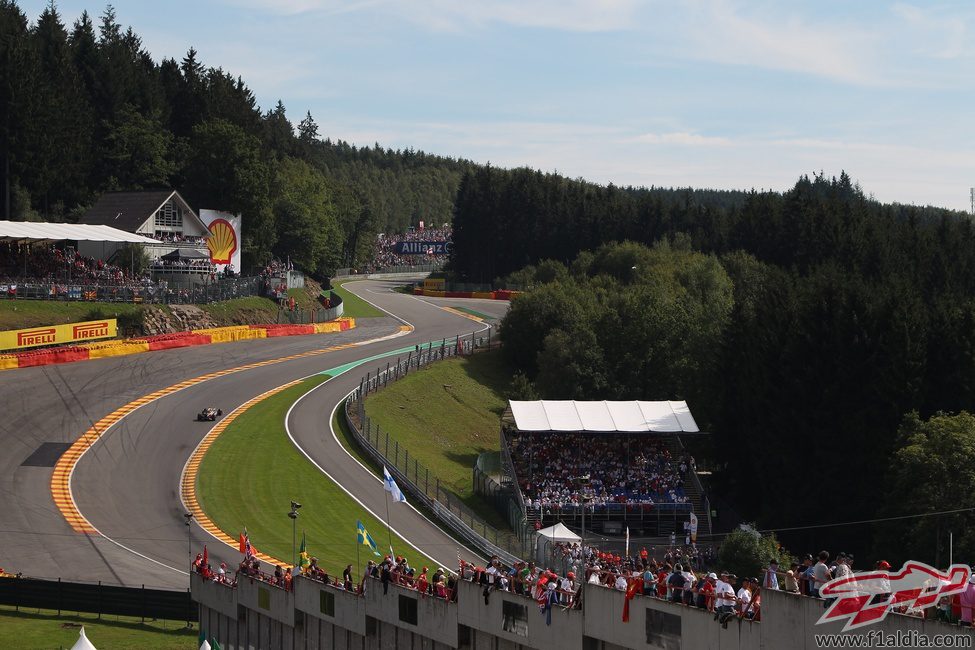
[364, 224, 451, 272]
[0, 244, 145, 288]
[150, 258, 213, 272]
[148, 233, 206, 244]
[508, 432, 692, 511]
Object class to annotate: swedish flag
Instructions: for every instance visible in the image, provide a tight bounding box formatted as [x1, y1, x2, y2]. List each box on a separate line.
[356, 520, 381, 556]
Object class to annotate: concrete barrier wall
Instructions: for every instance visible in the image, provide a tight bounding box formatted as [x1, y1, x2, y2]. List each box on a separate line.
[364, 577, 458, 648]
[196, 577, 975, 649]
[294, 576, 366, 637]
[455, 578, 583, 650]
[192, 573, 238, 620]
[237, 576, 295, 628]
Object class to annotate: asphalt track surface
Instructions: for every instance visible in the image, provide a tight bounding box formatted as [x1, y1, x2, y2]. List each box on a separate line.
[0, 280, 508, 589]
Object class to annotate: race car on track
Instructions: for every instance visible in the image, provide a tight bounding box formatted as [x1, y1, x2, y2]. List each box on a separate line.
[196, 407, 223, 421]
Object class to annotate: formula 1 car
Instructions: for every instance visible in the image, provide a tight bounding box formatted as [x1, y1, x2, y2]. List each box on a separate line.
[197, 407, 223, 421]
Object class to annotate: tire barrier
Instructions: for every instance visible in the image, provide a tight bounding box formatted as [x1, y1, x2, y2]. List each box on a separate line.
[412, 288, 519, 300]
[192, 325, 267, 343]
[83, 340, 151, 359]
[2, 319, 356, 371]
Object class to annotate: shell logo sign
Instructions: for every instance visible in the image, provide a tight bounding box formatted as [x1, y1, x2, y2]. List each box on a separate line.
[199, 210, 242, 270]
[206, 218, 238, 264]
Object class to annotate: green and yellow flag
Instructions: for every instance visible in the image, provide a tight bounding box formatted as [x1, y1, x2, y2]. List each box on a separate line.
[356, 520, 381, 556]
[298, 532, 310, 572]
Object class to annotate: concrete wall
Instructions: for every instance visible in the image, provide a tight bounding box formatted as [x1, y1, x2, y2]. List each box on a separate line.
[237, 575, 295, 628]
[364, 576, 458, 648]
[294, 575, 366, 637]
[192, 572, 239, 620]
[195, 577, 975, 650]
[456, 578, 582, 650]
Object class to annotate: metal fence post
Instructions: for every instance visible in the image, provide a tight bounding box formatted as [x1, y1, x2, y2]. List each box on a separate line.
[404, 449, 409, 472]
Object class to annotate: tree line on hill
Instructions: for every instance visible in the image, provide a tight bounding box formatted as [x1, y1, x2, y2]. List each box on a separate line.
[0, 2, 471, 276]
[479, 168, 975, 563]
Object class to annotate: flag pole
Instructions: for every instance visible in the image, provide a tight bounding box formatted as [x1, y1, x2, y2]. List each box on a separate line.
[385, 489, 393, 556]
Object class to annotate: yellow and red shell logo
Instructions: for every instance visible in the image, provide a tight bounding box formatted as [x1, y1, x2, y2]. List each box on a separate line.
[206, 219, 238, 264]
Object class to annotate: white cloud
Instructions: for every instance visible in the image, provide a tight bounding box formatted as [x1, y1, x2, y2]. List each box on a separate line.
[890, 3, 970, 59]
[633, 132, 731, 146]
[224, 0, 640, 31]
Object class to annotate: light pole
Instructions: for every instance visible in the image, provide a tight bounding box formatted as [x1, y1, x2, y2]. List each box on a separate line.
[288, 501, 301, 567]
[183, 513, 193, 568]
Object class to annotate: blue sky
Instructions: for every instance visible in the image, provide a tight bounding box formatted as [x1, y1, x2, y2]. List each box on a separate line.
[22, 0, 975, 211]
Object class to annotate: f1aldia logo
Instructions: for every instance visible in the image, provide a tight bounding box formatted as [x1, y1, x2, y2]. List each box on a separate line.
[817, 561, 970, 631]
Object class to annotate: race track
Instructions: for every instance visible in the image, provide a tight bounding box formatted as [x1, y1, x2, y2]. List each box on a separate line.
[0, 280, 508, 589]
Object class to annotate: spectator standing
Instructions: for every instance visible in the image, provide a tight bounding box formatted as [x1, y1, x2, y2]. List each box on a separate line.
[764, 560, 779, 590]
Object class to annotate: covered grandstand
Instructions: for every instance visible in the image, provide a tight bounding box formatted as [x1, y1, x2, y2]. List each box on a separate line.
[500, 400, 710, 539]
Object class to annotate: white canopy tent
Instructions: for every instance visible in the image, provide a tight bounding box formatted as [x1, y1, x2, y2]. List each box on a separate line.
[508, 400, 700, 433]
[536, 522, 581, 543]
[70, 626, 98, 650]
[0, 221, 158, 244]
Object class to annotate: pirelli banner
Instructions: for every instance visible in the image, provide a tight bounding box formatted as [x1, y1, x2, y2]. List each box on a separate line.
[0, 319, 117, 351]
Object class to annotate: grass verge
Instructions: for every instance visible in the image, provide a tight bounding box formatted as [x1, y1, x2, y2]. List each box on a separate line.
[0, 605, 196, 650]
[363, 349, 513, 527]
[331, 279, 385, 318]
[0, 300, 148, 331]
[196, 375, 419, 576]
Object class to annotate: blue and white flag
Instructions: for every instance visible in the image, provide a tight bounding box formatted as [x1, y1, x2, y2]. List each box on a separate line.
[383, 466, 407, 504]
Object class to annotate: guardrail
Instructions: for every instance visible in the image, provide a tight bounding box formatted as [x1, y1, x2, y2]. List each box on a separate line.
[2, 275, 268, 304]
[333, 263, 444, 278]
[343, 331, 534, 564]
[0, 576, 195, 624]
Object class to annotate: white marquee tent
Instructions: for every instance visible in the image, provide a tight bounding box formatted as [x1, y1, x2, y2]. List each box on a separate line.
[0, 221, 158, 244]
[536, 522, 581, 543]
[508, 400, 700, 433]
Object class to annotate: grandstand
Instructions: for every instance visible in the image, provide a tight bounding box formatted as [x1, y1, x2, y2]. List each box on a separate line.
[500, 400, 711, 540]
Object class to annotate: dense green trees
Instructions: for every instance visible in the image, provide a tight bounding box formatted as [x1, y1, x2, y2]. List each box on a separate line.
[488, 170, 975, 558]
[0, 2, 470, 275]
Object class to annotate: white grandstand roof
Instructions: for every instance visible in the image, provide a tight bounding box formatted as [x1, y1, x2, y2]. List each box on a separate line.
[0, 221, 158, 244]
[508, 400, 700, 433]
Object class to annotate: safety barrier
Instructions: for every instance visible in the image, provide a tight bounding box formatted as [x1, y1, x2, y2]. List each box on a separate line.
[0, 318, 357, 371]
[193, 325, 267, 344]
[83, 339, 151, 359]
[412, 287, 519, 300]
[343, 329, 536, 566]
[144, 332, 212, 351]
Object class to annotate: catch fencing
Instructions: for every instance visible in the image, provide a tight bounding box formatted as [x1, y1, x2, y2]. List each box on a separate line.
[0, 576, 195, 624]
[344, 330, 535, 564]
[3, 275, 268, 305]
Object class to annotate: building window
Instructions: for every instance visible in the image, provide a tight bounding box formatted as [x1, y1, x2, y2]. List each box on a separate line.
[155, 200, 183, 229]
[398, 595, 418, 626]
[645, 608, 681, 649]
[501, 600, 529, 637]
[320, 590, 335, 617]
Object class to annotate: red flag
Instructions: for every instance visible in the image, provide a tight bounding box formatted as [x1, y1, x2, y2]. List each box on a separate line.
[239, 532, 246, 554]
[622, 578, 642, 623]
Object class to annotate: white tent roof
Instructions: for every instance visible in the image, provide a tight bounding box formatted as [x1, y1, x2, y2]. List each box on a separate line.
[536, 522, 581, 543]
[0, 221, 158, 244]
[508, 400, 700, 433]
[70, 626, 97, 650]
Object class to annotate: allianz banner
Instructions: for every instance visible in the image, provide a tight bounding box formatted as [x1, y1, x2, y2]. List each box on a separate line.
[0, 319, 117, 351]
[394, 241, 452, 255]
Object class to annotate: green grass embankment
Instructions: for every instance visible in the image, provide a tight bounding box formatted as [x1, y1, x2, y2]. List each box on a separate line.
[331, 280, 385, 318]
[196, 376, 421, 575]
[363, 349, 512, 528]
[0, 605, 196, 649]
[0, 300, 148, 331]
